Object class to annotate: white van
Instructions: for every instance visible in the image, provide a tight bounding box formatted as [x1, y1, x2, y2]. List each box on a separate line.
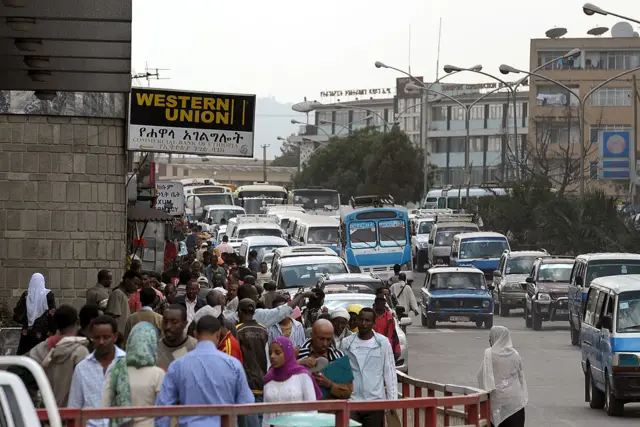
[291, 215, 340, 254]
[238, 236, 289, 262]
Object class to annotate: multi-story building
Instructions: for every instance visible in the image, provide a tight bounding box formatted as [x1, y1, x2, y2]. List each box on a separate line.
[528, 28, 640, 195]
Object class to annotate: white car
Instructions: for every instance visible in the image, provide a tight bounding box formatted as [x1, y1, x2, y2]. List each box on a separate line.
[323, 292, 411, 373]
[411, 217, 435, 272]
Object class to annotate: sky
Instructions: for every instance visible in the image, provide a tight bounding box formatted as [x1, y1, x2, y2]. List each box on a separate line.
[130, 0, 640, 157]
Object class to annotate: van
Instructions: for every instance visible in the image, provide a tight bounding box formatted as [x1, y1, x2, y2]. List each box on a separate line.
[291, 216, 340, 254]
[568, 253, 640, 346]
[450, 232, 510, 279]
[270, 246, 339, 272]
[427, 215, 479, 266]
[238, 236, 289, 262]
[581, 275, 640, 416]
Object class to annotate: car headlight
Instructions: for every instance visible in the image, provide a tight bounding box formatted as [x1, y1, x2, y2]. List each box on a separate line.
[400, 262, 411, 271]
[537, 292, 551, 300]
[482, 300, 490, 308]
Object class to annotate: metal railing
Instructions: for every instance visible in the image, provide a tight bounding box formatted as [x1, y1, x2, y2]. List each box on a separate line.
[37, 371, 490, 427]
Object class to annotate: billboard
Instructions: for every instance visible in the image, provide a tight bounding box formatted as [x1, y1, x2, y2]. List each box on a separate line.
[128, 88, 256, 158]
[599, 131, 632, 179]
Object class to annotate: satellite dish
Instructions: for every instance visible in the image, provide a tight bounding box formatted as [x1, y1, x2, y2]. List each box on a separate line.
[292, 100, 322, 113]
[611, 22, 634, 38]
[587, 27, 609, 36]
[545, 27, 567, 39]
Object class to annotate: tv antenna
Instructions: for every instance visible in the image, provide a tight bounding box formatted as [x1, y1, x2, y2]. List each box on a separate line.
[132, 62, 170, 87]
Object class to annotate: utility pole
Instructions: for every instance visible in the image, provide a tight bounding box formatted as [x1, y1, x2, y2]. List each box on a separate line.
[261, 144, 270, 182]
[633, 75, 640, 202]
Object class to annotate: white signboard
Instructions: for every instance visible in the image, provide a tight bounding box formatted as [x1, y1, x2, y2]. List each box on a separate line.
[155, 181, 184, 216]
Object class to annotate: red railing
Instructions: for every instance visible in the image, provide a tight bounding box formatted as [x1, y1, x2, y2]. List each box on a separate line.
[38, 372, 490, 427]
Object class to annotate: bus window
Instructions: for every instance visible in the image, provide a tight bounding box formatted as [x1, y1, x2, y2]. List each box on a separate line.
[437, 197, 446, 209]
[378, 220, 407, 247]
[349, 221, 377, 249]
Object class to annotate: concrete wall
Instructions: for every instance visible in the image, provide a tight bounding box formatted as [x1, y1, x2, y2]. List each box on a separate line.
[0, 114, 127, 307]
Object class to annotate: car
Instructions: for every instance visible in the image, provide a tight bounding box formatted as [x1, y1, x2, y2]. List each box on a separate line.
[272, 255, 349, 295]
[322, 292, 411, 373]
[410, 217, 435, 272]
[420, 266, 494, 329]
[523, 256, 575, 331]
[270, 245, 339, 271]
[492, 250, 549, 317]
[237, 236, 289, 263]
[316, 273, 385, 294]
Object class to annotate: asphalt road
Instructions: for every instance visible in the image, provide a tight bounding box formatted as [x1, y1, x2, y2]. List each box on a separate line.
[405, 272, 640, 426]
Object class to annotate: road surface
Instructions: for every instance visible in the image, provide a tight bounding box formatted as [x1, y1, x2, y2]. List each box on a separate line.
[406, 272, 640, 426]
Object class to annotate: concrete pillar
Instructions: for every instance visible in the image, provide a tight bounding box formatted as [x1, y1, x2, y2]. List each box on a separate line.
[0, 114, 127, 307]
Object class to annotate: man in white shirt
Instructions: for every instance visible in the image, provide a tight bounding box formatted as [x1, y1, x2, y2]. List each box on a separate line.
[216, 235, 234, 254]
[389, 273, 419, 316]
[341, 307, 397, 427]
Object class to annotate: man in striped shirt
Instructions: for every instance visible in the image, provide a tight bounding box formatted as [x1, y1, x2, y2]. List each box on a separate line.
[297, 319, 353, 400]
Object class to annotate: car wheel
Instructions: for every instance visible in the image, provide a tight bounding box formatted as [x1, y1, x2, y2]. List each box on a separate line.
[605, 373, 624, 416]
[421, 309, 428, 327]
[427, 317, 436, 329]
[475, 320, 483, 328]
[588, 368, 605, 409]
[499, 300, 510, 317]
[570, 321, 580, 346]
[532, 307, 542, 331]
[524, 305, 532, 328]
[484, 317, 493, 329]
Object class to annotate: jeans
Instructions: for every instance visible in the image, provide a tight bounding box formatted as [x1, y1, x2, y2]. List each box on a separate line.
[350, 410, 385, 427]
[246, 394, 263, 427]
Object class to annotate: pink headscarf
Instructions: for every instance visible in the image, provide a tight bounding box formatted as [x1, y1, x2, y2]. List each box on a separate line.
[264, 336, 322, 400]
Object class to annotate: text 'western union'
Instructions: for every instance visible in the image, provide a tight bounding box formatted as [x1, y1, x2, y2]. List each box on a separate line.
[136, 93, 236, 125]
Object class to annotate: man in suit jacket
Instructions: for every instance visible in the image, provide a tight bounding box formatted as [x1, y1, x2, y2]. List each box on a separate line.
[123, 287, 164, 345]
[176, 279, 207, 328]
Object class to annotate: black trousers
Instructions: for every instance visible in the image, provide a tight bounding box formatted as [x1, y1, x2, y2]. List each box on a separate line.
[350, 410, 385, 427]
[492, 407, 525, 427]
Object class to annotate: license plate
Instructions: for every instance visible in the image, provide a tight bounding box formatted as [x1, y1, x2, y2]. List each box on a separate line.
[450, 316, 470, 322]
[556, 309, 569, 315]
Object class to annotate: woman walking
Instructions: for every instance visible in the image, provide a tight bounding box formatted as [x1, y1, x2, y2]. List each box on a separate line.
[478, 326, 528, 427]
[14, 273, 56, 355]
[102, 322, 165, 427]
[262, 336, 322, 427]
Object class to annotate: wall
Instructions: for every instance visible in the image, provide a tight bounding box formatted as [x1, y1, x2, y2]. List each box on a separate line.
[0, 114, 127, 307]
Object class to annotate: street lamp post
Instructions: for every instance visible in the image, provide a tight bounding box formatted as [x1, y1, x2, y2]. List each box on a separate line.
[320, 115, 374, 135]
[583, 3, 640, 25]
[374, 61, 475, 198]
[406, 83, 510, 205]
[333, 105, 387, 131]
[499, 64, 640, 198]
[291, 119, 332, 138]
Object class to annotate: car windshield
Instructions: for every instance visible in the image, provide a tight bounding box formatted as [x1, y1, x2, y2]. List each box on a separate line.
[378, 220, 407, 247]
[430, 272, 485, 290]
[506, 256, 537, 275]
[417, 221, 433, 235]
[251, 245, 286, 261]
[292, 192, 340, 210]
[307, 227, 338, 244]
[324, 298, 380, 312]
[459, 239, 508, 259]
[586, 261, 640, 286]
[238, 228, 282, 239]
[208, 209, 242, 224]
[435, 227, 477, 246]
[280, 262, 348, 288]
[617, 291, 640, 332]
[537, 263, 573, 282]
[350, 221, 377, 249]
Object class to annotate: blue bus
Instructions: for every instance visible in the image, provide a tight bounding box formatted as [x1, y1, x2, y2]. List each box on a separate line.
[339, 195, 413, 282]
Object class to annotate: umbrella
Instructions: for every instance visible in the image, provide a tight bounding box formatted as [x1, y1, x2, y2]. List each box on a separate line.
[268, 413, 362, 427]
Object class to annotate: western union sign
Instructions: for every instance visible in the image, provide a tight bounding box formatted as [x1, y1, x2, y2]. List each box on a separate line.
[127, 88, 256, 158]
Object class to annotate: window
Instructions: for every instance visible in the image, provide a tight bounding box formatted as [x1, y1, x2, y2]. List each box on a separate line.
[538, 51, 582, 70]
[378, 220, 407, 247]
[335, 110, 348, 130]
[584, 288, 599, 324]
[593, 290, 608, 328]
[506, 102, 525, 117]
[469, 105, 484, 120]
[450, 137, 465, 152]
[590, 124, 631, 145]
[451, 106, 465, 121]
[617, 291, 640, 332]
[536, 85, 579, 107]
[433, 138, 447, 153]
[469, 137, 483, 152]
[536, 122, 580, 144]
[590, 87, 632, 106]
[349, 221, 377, 249]
[488, 104, 502, 119]
[398, 98, 406, 113]
[352, 110, 367, 124]
[431, 106, 446, 121]
[488, 136, 502, 152]
[584, 51, 640, 70]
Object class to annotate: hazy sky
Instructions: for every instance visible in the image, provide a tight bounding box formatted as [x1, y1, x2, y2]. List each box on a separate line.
[132, 0, 640, 103]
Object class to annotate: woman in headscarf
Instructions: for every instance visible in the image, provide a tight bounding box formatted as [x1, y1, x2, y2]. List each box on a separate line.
[102, 322, 165, 427]
[262, 336, 322, 427]
[478, 326, 528, 427]
[14, 273, 56, 355]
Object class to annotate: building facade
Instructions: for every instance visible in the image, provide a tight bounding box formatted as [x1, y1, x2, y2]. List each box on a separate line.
[529, 31, 640, 195]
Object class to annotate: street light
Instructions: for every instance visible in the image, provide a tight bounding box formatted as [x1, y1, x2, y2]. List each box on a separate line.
[442, 64, 483, 73]
[499, 63, 640, 198]
[583, 3, 640, 25]
[291, 119, 331, 138]
[406, 82, 511, 204]
[320, 115, 373, 135]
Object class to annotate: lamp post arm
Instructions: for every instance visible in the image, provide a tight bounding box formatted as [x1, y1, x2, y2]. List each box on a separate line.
[302, 123, 332, 138]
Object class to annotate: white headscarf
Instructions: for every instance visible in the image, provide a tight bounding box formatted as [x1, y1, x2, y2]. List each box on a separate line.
[477, 326, 528, 426]
[26, 273, 50, 327]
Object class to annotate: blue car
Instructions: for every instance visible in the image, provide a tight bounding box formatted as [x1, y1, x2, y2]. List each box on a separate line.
[420, 266, 494, 329]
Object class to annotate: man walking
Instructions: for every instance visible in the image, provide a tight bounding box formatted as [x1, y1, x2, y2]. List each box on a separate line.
[155, 315, 254, 427]
[176, 280, 207, 327]
[86, 270, 112, 308]
[341, 308, 397, 427]
[372, 293, 401, 361]
[216, 235, 234, 254]
[156, 305, 198, 372]
[123, 287, 163, 344]
[389, 273, 418, 316]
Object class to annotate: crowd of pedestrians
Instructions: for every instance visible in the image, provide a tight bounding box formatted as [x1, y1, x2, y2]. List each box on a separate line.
[12, 228, 401, 427]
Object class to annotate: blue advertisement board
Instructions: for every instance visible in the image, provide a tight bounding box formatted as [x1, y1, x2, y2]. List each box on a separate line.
[599, 131, 632, 179]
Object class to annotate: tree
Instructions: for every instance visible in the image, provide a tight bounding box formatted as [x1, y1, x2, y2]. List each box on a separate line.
[507, 105, 599, 196]
[294, 126, 427, 204]
[272, 139, 300, 167]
